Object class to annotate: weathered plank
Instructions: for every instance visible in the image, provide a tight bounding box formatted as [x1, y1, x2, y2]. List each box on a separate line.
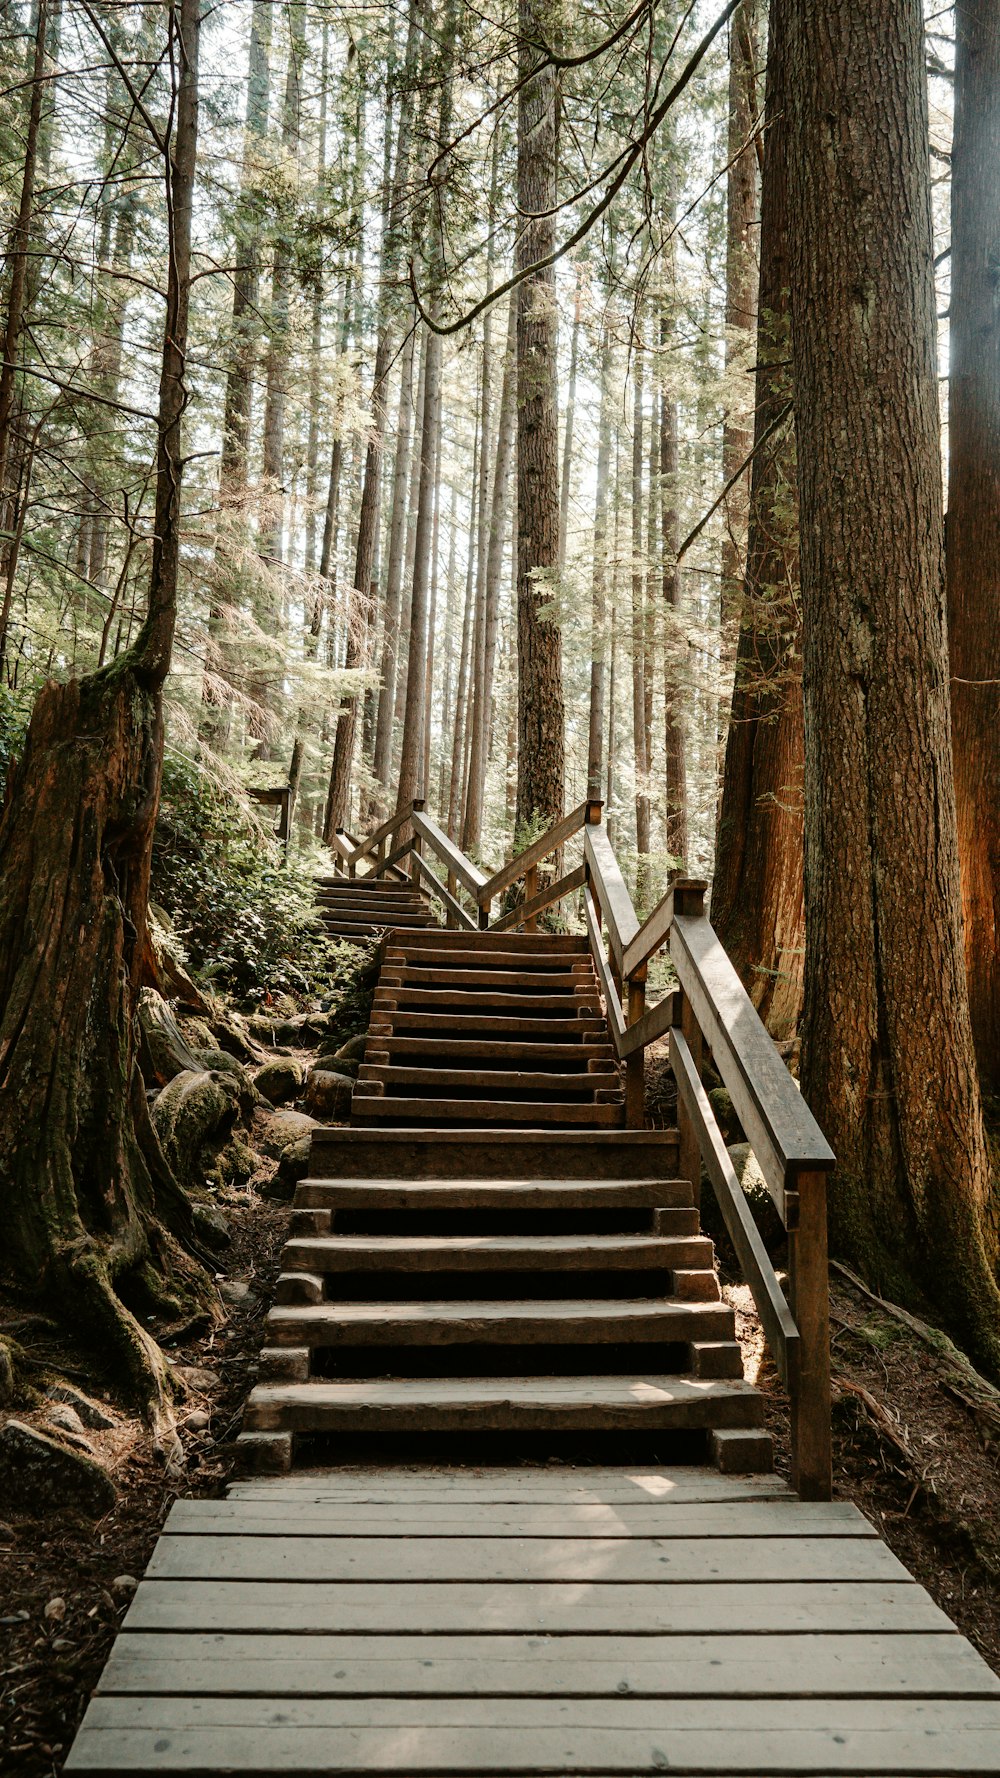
[148, 1533, 903, 1586]
[124, 1578, 949, 1635]
[163, 1499, 873, 1538]
[263, 1298, 737, 1347]
[99, 1629, 1000, 1699]
[67, 1693, 1000, 1774]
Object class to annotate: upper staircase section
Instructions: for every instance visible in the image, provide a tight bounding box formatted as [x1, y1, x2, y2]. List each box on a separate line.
[316, 873, 434, 944]
[354, 930, 623, 1128]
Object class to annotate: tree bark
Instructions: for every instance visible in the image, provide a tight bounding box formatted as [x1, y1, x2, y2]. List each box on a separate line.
[786, 0, 1000, 1369]
[718, 0, 760, 647]
[712, 0, 804, 1040]
[514, 0, 565, 835]
[631, 319, 650, 899]
[947, 0, 1000, 1095]
[0, 0, 209, 1446]
[587, 310, 614, 799]
[661, 309, 688, 867]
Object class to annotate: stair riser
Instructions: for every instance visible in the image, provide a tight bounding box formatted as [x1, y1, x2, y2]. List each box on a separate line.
[244, 1394, 764, 1435]
[265, 1306, 735, 1350]
[351, 1100, 625, 1127]
[281, 1236, 715, 1275]
[307, 1130, 680, 1179]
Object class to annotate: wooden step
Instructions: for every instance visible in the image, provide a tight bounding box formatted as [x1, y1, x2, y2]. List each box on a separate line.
[373, 989, 600, 1012]
[320, 900, 427, 915]
[374, 1037, 617, 1063]
[295, 1177, 694, 1210]
[351, 1096, 624, 1126]
[242, 1374, 764, 1434]
[265, 1296, 735, 1349]
[372, 1012, 606, 1038]
[307, 1128, 680, 1179]
[357, 1065, 622, 1095]
[281, 1234, 714, 1275]
[382, 968, 591, 992]
[323, 913, 433, 929]
[386, 948, 592, 972]
[396, 929, 589, 952]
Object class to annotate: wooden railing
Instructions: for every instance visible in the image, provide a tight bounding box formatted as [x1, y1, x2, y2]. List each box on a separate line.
[330, 797, 835, 1498]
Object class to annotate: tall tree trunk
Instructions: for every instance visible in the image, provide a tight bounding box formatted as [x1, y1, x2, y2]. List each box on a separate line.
[464, 288, 517, 852]
[631, 320, 650, 899]
[718, 0, 760, 650]
[514, 0, 565, 834]
[711, 0, 803, 1040]
[948, 0, 1000, 1096]
[786, 0, 1000, 1369]
[259, 1, 307, 565]
[331, 0, 422, 827]
[661, 309, 688, 867]
[0, 0, 47, 670]
[558, 265, 583, 571]
[0, 0, 209, 1442]
[396, 0, 456, 812]
[587, 312, 614, 799]
[373, 325, 416, 794]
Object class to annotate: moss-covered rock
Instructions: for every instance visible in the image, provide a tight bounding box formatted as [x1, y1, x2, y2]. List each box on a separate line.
[255, 1057, 305, 1105]
[303, 1068, 354, 1121]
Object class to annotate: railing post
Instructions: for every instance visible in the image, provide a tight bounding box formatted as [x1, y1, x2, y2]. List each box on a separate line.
[625, 967, 646, 1127]
[446, 870, 458, 929]
[409, 798, 425, 889]
[787, 1169, 832, 1500]
[523, 863, 538, 933]
[670, 880, 706, 1197]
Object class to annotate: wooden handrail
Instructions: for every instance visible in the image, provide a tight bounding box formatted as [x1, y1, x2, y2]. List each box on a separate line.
[411, 809, 489, 901]
[410, 848, 478, 930]
[479, 800, 592, 905]
[493, 862, 587, 934]
[670, 910, 835, 1218]
[344, 803, 414, 867]
[583, 823, 640, 969]
[583, 887, 627, 1045]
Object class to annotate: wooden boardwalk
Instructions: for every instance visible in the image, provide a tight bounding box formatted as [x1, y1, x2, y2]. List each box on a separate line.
[66, 1464, 1000, 1774]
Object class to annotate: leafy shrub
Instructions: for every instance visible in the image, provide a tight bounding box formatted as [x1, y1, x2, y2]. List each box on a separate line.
[151, 751, 332, 998]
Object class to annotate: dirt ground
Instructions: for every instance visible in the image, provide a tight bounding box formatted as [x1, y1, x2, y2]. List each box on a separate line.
[3, 1180, 1000, 1773]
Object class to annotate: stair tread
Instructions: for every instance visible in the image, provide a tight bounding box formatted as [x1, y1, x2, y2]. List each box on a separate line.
[266, 1298, 733, 1345]
[377, 1038, 615, 1059]
[283, 1234, 712, 1269]
[360, 1065, 622, 1091]
[296, 1177, 692, 1207]
[351, 1097, 625, 1125]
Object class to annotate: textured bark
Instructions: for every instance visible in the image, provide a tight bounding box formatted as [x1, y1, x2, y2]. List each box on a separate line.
[661, 315, 688, 867]
[948, 0, 1000, 1095]
[373, 326, 416, 792]
[786, 0, 1000, 1368]
[0, 0, 210, 1442]
[630, 327, 650, 896]
[712, 0, 804, 1040]
[259, 2, 306, 565]
[220, 0, 272, 496]
[558, 268, 583, 571]
[514, 0, 565, 834]
[719, 0, 760, 643]
[587, 315, 614, 800]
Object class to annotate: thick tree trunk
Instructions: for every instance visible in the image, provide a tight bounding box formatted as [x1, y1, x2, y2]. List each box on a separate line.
[587, 314, 614, 799]
[631, 324, 650, 899]
[373, 326, 416, 795]
[712, 0, 803, 1040]
[786, 0, 1000, 1369]
[948, 0, 1000, 1096]
[0, 0, 209, 1445]
[259, 2, 306, 565]
[661, 315, 688, 867]
[558, 267, 583, 572]
[514, 0, 565, 834]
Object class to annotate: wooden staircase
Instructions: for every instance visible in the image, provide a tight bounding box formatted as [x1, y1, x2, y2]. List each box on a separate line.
[239, 1078, 772, 1475]
[315, 872, 435, 944]
[353, 929, 624, 1127]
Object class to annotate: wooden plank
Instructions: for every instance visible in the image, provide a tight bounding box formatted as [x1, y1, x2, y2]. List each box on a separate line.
[409, 850, 477, 929]
[262, 1297, 736, 1345]
[490, 862, 588, 933]
[584, 886, 627, 1048]
[670, 1027, 800, 1392]
[410, 809, 488, 898]
[480, 803, 589, 903]
[584, 824, 640, 968]
[163, 1499, 874, 1538]
[147, 1534, 906, 1585]
[123, 1577, 950, 1635]
[225, 1467, 790, 1500]
[619, 991, 675, 1059]
[280, 1233, 706, 1273]
[670, 912, 835, 1207]
[100, 1629, 996, 1698]
[69, 1693, 1000, 1775]
[346, 804, 413, 867]
[295, 1178, 691, 1209]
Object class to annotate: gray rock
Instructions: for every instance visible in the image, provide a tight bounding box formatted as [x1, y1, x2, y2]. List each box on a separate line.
[334, 1032, 369, 1064]
[255, 1057, 305, 1106]
[219, 1278, 252, 1306]
[257, 1107, 319, 1158]
[0, 1420, 116, 1517]
[46, 1384, 117, 1431]
[268, 1133, 312, 1199]
[46, 1402, 86, 1437]
[192, 1202, 232, 1249]
[302, 1068, 354, 1121]
[185, 1409, 211, 1432]
[111, 1574, 138, 1595]
[44, 1596, 66, 1620]
[171, 1364, 221, 1395]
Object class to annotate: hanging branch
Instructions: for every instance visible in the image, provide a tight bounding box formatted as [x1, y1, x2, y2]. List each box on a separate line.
[410, 0, 742, 337]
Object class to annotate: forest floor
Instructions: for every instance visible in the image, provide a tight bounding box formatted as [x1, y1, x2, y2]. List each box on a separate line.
[3, 1045, 1000, 1776]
